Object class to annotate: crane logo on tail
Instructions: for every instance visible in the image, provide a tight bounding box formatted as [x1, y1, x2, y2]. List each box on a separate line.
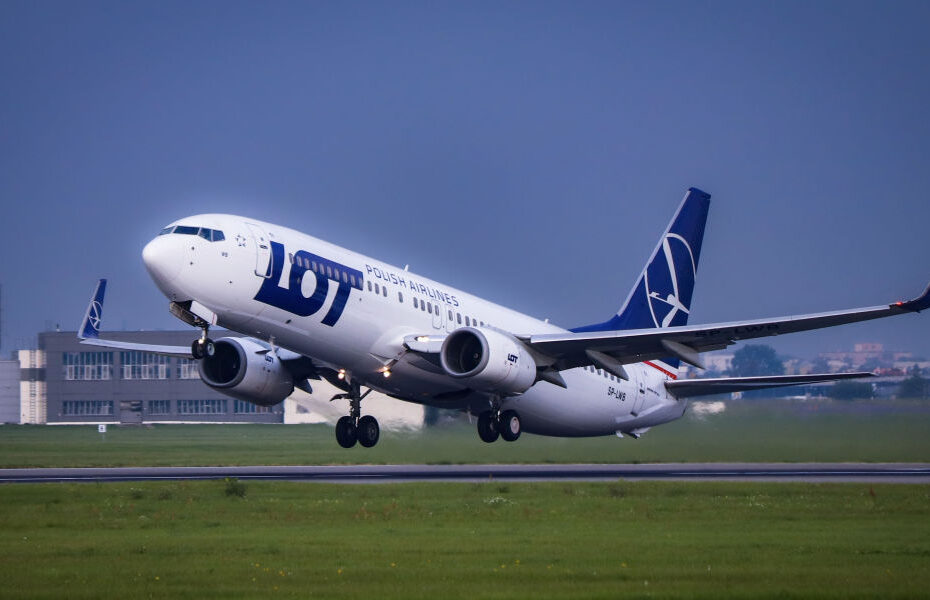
[644, 233, 696, 328]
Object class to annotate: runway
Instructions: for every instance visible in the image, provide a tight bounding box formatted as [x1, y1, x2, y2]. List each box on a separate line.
[1, 463, 929, 484]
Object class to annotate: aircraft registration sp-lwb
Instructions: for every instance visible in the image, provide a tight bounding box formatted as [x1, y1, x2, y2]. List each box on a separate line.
[79, 188, 930, 447]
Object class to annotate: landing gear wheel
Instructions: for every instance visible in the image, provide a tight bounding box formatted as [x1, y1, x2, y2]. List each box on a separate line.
[335, 416, 358, 448]
[477, 411, 500, 443]
[498, 410, 521, 442]
[357, 415, 380, 448]
[191, 338, 214, 360]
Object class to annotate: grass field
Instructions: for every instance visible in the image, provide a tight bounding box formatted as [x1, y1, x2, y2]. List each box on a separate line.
[0, 480, 928, 598]
[2, 399, 929, 467]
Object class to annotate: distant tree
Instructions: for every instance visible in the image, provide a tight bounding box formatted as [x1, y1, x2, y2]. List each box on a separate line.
[424, 406, 441, 427]
[829, 380, 874, 400]
[898, 366, 929, 399]
[729, 345, 785, 377]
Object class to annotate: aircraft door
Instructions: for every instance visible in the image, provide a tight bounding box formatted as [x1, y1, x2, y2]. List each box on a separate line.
[245, 223, 272, 278]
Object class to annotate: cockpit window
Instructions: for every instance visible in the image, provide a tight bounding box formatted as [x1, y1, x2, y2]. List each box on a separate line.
[163, 225, 225, 242]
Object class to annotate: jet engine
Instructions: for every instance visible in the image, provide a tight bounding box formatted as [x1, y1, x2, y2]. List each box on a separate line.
[198, 337, 294, 406]
[439, 327, 537, 394]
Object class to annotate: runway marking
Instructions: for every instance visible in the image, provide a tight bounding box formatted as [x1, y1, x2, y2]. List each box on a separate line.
[1, 464, 929, 484]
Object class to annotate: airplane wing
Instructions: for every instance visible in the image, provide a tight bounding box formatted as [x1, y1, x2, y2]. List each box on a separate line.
[665, 372, 874, 398]
[78, 279, 198, 358]
[525, 283, 930, 371]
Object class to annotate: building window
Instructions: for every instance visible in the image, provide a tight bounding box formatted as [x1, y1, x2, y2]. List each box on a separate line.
[120, 352, 170, 380]
[147, 400, 171, 415]
[177, 399, 227, 415]
[63, 352, 113, 381]
[62, 400, 113, 416]
[176, 358, 200, 379]
[234, 400, 272, 414]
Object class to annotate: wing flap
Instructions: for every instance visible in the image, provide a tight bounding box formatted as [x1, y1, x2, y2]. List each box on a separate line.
[665, 372, 875, 398]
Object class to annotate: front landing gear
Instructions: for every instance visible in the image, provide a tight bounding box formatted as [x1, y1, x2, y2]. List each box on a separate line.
[333, 378, 381, 448]
[190, 322, 214, 360]
[191, 337, 215, 360]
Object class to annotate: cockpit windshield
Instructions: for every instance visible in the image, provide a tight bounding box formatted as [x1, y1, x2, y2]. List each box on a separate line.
[158, 225, 225, 242]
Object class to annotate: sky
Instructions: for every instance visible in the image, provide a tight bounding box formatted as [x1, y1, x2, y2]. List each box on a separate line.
[1, 1, 930, 359]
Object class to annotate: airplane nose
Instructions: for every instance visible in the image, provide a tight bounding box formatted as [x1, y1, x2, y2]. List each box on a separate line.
[142, 235, 184, 287]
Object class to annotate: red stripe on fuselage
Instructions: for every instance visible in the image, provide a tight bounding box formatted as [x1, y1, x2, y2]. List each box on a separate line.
[644, 361, 678, 379]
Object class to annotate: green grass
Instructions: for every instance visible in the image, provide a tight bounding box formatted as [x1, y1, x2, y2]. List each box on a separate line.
[2, 400, 929, 467]
[0, 481, 928, 598]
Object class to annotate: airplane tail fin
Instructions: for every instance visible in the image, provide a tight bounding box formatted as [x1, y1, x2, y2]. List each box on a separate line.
[572, 187, 711, 339]
[79, 279, 107, 340]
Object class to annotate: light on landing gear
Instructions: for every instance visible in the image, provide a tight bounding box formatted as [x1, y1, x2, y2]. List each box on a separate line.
[337, 369, 346, 380]
[382, 369, 391, 378]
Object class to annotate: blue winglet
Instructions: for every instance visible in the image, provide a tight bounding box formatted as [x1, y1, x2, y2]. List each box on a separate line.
[78, 279, 107, 339]
[899, 281, 930, 313]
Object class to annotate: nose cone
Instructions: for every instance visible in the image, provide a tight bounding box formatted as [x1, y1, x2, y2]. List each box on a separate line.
[142, 235, 184, 292]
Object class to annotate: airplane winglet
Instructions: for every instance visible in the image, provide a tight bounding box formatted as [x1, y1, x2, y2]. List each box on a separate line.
[897, 281, 930, 313]
[78, 279, 107, 340]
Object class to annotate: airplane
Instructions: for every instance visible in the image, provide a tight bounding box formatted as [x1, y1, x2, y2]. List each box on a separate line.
[78, 187, 930, 448]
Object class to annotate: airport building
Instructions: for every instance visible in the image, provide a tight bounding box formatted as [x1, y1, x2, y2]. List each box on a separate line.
[14, 331, 284, 424]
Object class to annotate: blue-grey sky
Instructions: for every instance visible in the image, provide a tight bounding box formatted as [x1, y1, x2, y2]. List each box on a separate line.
[2, 1, 929, 359]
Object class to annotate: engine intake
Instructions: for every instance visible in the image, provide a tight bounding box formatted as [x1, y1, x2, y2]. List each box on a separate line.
[198, 337, 294, 406]
[440, 327, 536, 394]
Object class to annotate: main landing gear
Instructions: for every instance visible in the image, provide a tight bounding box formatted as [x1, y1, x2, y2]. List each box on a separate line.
[476, 409, 521, 443]
[191, 326, 215, 360]
[334, 379, 381, 449]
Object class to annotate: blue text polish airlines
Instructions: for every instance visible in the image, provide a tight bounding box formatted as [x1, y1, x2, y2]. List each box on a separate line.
[79, 188, 930, 447]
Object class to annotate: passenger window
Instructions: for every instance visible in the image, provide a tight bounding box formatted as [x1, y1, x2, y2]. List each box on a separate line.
[480, 321, 484, 327]
[383, 287, 387, 297]
[448, 310, 453, 320]
[374, 283, 380, 295]
[311, 261, 318, 272]
[367, 281, 372, 292]
[212, 230, 225, 242]
[420, 301, 426, 312]
[456, 313, 462, 324]
[465, 316, 470, 326]
[343, 272, 348, 283]
[398, 292, 403, 303]
[289, 253, 295, 264]
[413, 297, 419, 308]
[350, 275, 356, 286]
[326, 266, 333, 278]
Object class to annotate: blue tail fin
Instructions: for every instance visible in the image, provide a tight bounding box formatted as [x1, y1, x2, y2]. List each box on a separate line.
[572, 187, 711, 335]
[79, 279, 107, 339]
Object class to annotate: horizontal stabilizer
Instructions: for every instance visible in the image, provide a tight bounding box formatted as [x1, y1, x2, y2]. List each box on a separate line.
[665, 372, 875, 399]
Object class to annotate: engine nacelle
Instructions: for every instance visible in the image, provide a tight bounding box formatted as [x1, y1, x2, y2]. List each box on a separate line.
[198, 337, 294, 406]
[439, 327, 537, 394]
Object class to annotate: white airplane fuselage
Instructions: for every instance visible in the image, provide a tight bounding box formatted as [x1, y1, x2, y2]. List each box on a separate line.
[142, 214, 685, 438]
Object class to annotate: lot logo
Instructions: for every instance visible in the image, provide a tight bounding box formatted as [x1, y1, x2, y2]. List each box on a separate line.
[644, 233, 696, 328]
[254, 241, 363, 326]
